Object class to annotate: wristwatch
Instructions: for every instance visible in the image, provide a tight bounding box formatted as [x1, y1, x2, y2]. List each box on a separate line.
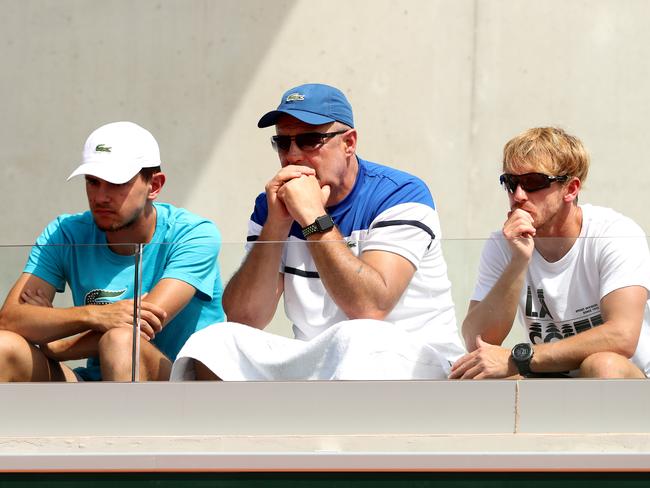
[302, 214, 334, 238]
[511, 342, 534, 376]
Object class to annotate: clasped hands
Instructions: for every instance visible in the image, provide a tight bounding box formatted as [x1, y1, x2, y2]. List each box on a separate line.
[265, 166, 330, 227]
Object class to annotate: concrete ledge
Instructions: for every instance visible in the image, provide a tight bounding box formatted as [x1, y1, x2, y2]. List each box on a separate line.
[517, 379, 650, 433]
[0, 380, 648, 471]
[0, 381, 518, 437]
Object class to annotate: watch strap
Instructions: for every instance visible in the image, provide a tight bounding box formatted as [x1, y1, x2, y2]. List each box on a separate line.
[515, 358, 532, 376]
[302, 214, 334, 238]
[302, 222, 320, 238]
[511, 343, 533, 376]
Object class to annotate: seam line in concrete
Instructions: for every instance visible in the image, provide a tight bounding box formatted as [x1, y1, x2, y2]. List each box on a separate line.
[514, 380, 521, 434]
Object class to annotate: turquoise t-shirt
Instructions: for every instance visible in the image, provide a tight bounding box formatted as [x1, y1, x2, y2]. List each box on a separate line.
[24, 202, 225, 379]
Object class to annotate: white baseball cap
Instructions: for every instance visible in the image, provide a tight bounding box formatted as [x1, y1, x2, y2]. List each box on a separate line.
[67, 121, 161, 184]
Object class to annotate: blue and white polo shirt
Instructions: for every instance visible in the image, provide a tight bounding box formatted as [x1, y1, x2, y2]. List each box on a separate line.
[246, 158, 462, 354]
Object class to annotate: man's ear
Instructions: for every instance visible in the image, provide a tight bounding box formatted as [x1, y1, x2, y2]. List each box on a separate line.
[342, 129, 357, 157]
[564, 176, 581, 203]
[148, 172, 166, 200]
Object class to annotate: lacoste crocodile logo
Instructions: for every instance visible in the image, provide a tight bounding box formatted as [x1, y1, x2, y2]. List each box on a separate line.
[95, 144, 112, 153]
[285, 92, 305, 102]
[85, 288, 126, 305]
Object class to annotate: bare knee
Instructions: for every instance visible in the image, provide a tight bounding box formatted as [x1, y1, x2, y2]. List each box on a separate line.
[0, 330, 51, 382]
[0, 329, 29, 352]
[579, 352, 644, 378]
[98, 328, 134, 356]
[99, 328, 170, 381]
[0, 330, 31, 371]
[98, 328, 136, 381]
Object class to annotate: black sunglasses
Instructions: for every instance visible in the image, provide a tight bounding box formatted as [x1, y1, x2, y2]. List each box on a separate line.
[499, 172, 569, 193]
[271, 130, 348, 152]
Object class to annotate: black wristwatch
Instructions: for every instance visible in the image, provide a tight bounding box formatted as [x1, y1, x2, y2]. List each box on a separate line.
[511, 342, 534, 376]
[302, 214, 334, 238]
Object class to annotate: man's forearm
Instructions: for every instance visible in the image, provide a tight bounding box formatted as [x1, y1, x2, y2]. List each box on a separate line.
[0, 303, 92, 344]
[39, 330, 101, 361]
[462, 256, 529, 350]
[222, 222, 288, 327]
[277, 173, 405, 318]
[307, 227, 409, 320]
[530, 285, 646, 373]
[531, 319, 636, 372]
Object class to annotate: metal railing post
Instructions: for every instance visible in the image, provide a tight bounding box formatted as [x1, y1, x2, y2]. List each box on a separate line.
[131, 243, 144, 382]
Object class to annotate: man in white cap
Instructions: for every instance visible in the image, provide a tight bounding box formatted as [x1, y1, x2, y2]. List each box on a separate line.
[0, 121, 224, 381]
[172, 83, 465, 381]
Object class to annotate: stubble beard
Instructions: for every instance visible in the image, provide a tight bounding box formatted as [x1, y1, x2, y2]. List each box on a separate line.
[93, 205, 145, 233]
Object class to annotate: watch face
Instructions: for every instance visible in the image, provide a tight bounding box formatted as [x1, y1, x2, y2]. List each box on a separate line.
[316, 215, 334, 231]
[512, 343, 532, 361]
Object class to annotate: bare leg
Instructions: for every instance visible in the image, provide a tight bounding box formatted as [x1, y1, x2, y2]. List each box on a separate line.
[194, 359, 222, 381]
[0, 330, 77, 382]
[98, 328, 172, 381]
[579, 351, 646, 378]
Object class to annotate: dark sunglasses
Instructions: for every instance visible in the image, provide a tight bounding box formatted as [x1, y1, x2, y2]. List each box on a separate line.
[271, 130, 348, 152]
[499, 172, 569, 193]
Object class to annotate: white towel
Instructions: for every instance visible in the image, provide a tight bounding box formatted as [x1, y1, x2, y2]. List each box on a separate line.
[171, 319, 460, 381]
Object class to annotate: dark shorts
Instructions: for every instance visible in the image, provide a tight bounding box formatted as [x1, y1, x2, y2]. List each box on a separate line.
[524, 371, 571, 378]
[73, 365, 102, 381]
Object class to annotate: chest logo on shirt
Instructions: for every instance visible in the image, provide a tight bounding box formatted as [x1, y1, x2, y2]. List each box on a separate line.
[525, 287, 554, 319]
[525, 286, 602, 344]
[85, 288, 126, 305]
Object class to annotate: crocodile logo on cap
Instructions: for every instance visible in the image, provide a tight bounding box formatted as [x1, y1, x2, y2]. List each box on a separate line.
[285, 93, 305, 102]
[95, 144, 112, 153]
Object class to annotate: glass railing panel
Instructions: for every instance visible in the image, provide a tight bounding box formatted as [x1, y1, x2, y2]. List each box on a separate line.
[0, 234, 648, 382]
[200, 235, 650, 380]
[0, 244, 36, 305]
[0, 243, 141, 381]
[442, 237, 528, 349]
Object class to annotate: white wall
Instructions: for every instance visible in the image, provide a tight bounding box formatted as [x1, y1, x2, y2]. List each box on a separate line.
[1, 0, 648, 341]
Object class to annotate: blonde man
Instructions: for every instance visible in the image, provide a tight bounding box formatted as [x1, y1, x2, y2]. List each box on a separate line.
[451, 127, 650, 379]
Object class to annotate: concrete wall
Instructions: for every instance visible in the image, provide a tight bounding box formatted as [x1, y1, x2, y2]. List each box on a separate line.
[2, 381, 650, 470]
[2, 380, 650, 471]
[1, 0, 649, 340]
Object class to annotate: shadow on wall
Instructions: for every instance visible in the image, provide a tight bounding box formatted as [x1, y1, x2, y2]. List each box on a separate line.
[0, 0, 296, 243]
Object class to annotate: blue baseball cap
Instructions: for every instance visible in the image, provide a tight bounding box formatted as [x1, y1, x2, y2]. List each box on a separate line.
[257, 83, 354, 128]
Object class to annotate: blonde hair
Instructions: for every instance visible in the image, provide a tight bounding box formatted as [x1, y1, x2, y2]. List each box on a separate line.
[502, 127, 589, 183]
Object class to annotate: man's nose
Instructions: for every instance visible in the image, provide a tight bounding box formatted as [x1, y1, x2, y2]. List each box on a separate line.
[283, 140, 305, 165]
[94, 183, 112, 202]
[512, 184, 528, 202]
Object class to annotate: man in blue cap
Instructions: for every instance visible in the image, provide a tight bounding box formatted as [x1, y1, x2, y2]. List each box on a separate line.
[172, 83, 465, 381]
